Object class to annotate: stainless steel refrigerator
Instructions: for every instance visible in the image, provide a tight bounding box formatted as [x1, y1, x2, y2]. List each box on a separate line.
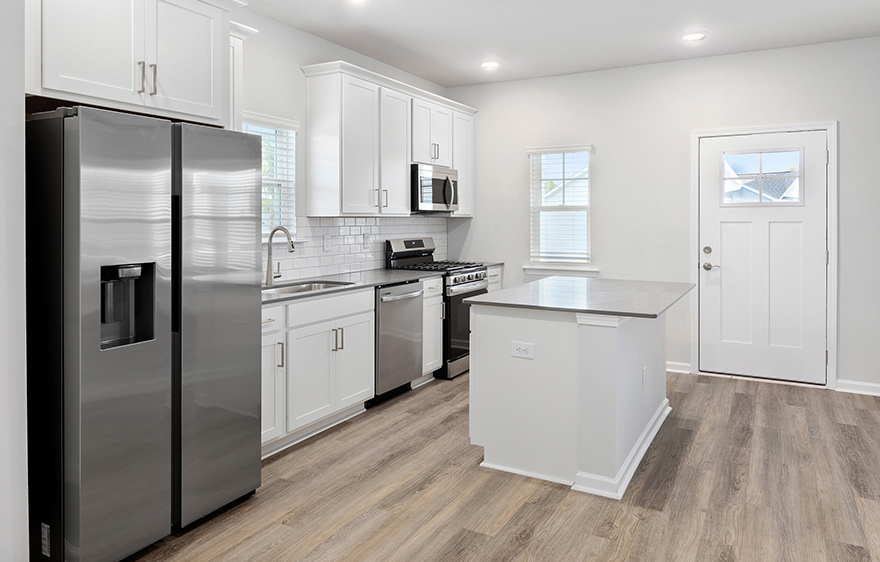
[26, 107, 261, 562]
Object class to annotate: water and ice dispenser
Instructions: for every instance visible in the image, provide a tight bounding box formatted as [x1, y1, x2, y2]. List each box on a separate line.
[100, 263, 155, 350]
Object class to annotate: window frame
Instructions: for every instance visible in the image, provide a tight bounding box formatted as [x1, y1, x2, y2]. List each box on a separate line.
[242, 112, 300, 242]
[527, 145, 595, 266]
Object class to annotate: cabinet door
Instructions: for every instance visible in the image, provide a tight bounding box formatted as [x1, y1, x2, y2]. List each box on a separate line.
[341, 75, 380, 215]
[261, 333, 285, 443]
[412, 98, 434, 165]
[423, 295, 443, 374]
[42, 0, 146, 105]
[144, 0, 224, 119]
[432, 104, 453, 168]
[452, 111, 474, 217]
[288, 320, 336, 431]
[335, 312, 375, 409]
[379, 88, 412, 215]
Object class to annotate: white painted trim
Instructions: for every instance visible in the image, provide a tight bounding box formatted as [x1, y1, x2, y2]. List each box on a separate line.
[526, 144, 596, 156]
[230, 21, 259, 40]
[479, 462, 575, 486]
[572, 398, 671, 499]
[575, 313, 629, 328]
[261, 403, 366, 459]
[690, 122, 839, 386]
[301, 61, 477, 115]
[522, 265, 599, 278]
[836, 379, 880, 397]
[242, 111, 301, 132]
[666, 361, 691, 374]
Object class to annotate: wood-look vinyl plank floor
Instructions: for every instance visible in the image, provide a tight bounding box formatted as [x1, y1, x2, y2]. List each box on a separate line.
[125, 373, 880, 562]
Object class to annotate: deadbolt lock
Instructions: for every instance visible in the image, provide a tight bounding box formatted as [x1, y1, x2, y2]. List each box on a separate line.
[703, 246, 712, 254]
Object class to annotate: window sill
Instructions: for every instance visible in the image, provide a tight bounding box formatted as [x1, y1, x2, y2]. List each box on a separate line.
[522, 264, 599, 278]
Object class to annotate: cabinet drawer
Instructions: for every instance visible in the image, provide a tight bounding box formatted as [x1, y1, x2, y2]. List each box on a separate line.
[262, 306, 284, 332]
[287, 288, 374, 328]
[423, 276, 443, 297]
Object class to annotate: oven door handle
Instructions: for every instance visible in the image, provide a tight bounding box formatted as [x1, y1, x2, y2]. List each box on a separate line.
[379, 289, 424, 303]
[447, 279, 489, 296]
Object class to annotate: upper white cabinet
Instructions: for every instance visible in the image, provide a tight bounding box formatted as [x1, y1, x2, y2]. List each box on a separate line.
[30, 0, 239, 126]
[379, 88, 413, 215]
[412, 99, 453, 168]
[451, 111, 474, 217]
[340, 75, 381, 215]
[303, 61, 477, 218]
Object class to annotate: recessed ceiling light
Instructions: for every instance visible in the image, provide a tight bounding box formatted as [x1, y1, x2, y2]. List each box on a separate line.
[480, 60, 501, 70]
[680, 30, 708, 42]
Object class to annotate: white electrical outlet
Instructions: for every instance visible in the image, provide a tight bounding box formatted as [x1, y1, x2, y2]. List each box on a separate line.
[363, 233, 370, 248]
[642, 366, 647, 390]
[323, 234, 331, 252]
[511, 341, 535, 360]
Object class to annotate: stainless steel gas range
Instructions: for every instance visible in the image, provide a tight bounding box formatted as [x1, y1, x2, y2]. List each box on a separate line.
[386, 238, 488, 379]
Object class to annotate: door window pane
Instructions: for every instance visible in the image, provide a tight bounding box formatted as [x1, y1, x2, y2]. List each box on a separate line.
[721, 148, 802, 205]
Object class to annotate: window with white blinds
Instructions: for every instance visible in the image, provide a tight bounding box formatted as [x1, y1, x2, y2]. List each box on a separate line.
[529, 145, 594, 265]
[242, 119, 297, 239]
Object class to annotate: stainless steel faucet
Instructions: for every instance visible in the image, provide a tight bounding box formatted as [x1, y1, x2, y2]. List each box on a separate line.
[265, 226, 295, 286]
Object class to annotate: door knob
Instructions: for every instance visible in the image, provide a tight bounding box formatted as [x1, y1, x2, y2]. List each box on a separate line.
[702, 262, 721, 271]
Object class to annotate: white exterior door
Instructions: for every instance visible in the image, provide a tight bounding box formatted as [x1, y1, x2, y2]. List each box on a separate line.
[699, 130, 827, 384]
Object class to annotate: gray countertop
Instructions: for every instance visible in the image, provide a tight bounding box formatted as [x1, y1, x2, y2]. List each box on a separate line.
[465, 276, 694, 318]
[262, 268, 442, 305]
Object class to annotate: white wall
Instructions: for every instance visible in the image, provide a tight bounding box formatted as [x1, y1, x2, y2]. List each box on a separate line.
[231, 9, 451, 279]
[1, 0, 29, 559]
[447, 37, 880, 382]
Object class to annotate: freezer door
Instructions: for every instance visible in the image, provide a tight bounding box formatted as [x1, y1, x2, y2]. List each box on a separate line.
[67, 107, 173, 562]
[176, 123, 262, 527]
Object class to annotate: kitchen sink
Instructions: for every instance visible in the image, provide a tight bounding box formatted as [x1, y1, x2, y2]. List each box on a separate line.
[262, 280, 355, 301]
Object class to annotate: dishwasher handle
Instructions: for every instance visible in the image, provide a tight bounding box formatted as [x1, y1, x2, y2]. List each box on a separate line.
[379, 289, 424, 303]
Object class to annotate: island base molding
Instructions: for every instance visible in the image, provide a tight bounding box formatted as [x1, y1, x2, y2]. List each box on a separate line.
[571, 398, 671, 499]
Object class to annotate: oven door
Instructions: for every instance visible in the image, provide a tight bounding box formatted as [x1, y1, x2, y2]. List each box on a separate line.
[412, 164, 459, 212]
[442, 280, 487, 378]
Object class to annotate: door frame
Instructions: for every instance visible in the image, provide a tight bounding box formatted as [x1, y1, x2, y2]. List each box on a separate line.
[689, 122, 839, 388]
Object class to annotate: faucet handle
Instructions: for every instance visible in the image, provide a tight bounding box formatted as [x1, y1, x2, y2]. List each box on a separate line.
[273, 262, 282, 279]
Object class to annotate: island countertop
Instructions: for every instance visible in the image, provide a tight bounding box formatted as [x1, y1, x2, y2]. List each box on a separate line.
[465, 276, 694, 318]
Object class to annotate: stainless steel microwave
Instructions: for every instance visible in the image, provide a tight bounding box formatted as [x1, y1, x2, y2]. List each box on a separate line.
[411, 164, 458, 213]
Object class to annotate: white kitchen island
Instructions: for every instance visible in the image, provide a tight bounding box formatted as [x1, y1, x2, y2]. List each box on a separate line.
[465, 276, 693, 499]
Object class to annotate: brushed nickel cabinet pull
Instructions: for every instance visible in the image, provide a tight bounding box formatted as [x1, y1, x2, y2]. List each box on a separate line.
[149, 63, 157, 96]
[137, 61, 146, 93]
[339, 327, 344, 350]
[277, 342, 284, 368]
[332, 328, 338, 351]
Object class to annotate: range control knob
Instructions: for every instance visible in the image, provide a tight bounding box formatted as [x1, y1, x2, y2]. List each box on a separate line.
[478, 271, 486, 280]
[467, 274, 474, 281]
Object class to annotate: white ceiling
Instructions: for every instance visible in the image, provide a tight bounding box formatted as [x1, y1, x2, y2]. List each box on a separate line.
[245, 0, 880, 88]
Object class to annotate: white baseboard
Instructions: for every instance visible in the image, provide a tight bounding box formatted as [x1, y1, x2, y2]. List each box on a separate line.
[836, 379, 880, 397]
[666, 361, 692, 374]
[261, 404, 366, 460]
[571, 398, 671, 500]
[479, 461, 575, 486]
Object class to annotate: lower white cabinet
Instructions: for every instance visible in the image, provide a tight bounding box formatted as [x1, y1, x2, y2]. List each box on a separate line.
[260, 332, 285, 443]
[261, 289, 375, 449]
[422, 277, 443, 374]
[487, 265, 504, 292]
[287, 311, 375, 432]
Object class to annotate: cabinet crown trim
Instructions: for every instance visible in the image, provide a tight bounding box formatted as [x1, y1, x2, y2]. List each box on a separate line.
[302, 61, 477, 116]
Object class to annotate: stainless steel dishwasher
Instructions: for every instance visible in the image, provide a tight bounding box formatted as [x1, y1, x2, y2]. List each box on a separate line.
[375, 281, 424, 395]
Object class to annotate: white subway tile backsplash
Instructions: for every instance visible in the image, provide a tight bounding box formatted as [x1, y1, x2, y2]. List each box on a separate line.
[263, 215, 448, 284]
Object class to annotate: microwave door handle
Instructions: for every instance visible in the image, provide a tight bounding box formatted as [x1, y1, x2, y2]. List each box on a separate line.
[450, 178, 456, 207]
[445, 176, 453, 208]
